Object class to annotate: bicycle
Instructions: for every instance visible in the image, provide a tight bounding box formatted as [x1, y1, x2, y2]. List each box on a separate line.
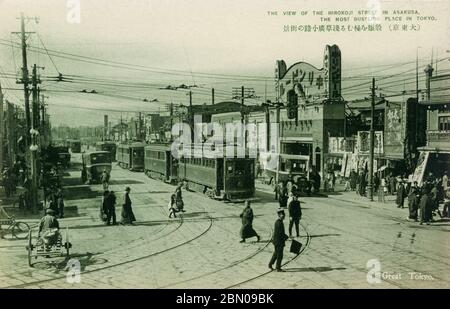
[0, 207, 31, 240]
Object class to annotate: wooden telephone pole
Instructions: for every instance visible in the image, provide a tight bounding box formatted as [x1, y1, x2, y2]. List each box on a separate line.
[368, 78, 376, 201]
[0, 83, 3, 174]
[13, 13, 36, 144]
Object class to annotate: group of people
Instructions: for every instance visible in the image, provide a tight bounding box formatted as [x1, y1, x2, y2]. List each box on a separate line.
[45, 188, 65, 219]
[100, 186, 136, 225]
[168, 183, 186, 218]
[239, 190, 303, 272]
[403, 172, 449, 225]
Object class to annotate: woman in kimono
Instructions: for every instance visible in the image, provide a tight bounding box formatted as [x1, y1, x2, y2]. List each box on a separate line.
[396, 180, 406, 208]
[408, 187, 419, 221]
[239, 201, 260, 243]
[121, 187, 136, 225]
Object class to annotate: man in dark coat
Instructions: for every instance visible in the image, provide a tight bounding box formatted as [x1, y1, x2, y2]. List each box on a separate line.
[101, 190, 109, 222]
[268, 209, 289, 272]
[288, 195, 302, 238]
[277, 182, 288, 208]
[373, 173, 380, 193]
[396, 181, 406, 208]
[419, 187, 432, 225]
[408, 187, 419, 221]
[56, 189, 65, 218]
[239, 201, 260, 243]
[174, 183, 186, 212]
[313, 172, 321, 193]
[389, 175, 397, 196]
[349, 169, 357, 191]
[106, 191, 117, 225]
[121, 187, 136, 225]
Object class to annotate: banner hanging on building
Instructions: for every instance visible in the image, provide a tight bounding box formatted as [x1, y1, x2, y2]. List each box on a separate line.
[356, 131, 383, 154]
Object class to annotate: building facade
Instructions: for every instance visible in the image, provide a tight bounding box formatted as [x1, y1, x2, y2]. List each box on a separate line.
[274, 44, 345, 175]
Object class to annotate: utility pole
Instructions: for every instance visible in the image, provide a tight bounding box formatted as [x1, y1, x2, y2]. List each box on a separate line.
[13, 13, 35, 144]
[138, 112, 142, 141]
[120, 114, 123, 142]
[29, 64, 41, 213]
[275, 101, 281, 186]
[170, 102, 174, 142]
[189, 91, 193, 143]
[41, 94, 48, 146]
[0, 83, 3, 174]
[31, 64, 42, 129]
[211, 88, 215, 105]
[415, 48, 419, 146]
[368, 78, 376, 202]
[241, 86, 245, 123]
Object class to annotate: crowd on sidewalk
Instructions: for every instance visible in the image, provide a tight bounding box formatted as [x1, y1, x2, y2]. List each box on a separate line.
[339, 168, 449, 225]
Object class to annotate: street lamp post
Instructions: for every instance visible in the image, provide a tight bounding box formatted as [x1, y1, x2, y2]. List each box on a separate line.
[30, 128, 39, 213]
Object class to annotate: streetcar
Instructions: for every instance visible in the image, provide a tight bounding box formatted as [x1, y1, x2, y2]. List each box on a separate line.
[96, 141, 117, 162]
[117, 142, 145, 171]
[179, 145, 255, 200]
[68, 139, 81, 153]
[144, 143, 178, 183]
[81, 151, 112, 184]
[144, 143, 255, 200]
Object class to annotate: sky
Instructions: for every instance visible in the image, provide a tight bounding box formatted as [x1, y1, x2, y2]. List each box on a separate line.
[0, 0, 449, 127]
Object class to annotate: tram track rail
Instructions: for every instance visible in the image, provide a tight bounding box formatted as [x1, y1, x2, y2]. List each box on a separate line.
[159, 222, 274, 288]
[3, 211, 214, 289]
[302, 213, 450, 288]
[223, 222, 311, 289]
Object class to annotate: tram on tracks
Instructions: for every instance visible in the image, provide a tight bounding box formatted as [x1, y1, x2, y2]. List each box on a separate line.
[117, 142, 145, 171]
[96, 141, 117, 162]
[144, 144, 178, 183]
[144, 143, 255, 201]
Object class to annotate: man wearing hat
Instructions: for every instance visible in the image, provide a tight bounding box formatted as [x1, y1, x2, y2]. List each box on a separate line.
[268, 209, 289, 272]
[396, 179, 407, 209]
[38, 208, 60, 247]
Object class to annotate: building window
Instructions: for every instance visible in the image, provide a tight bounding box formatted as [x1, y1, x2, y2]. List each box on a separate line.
[439, 116, 450, 131]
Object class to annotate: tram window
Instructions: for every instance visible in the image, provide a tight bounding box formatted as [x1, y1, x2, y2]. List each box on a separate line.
[212, 160, 215, 168]
[234, 161, 247, 175]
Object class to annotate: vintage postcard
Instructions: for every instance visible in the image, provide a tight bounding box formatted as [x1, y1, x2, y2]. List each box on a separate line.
[0, 0, 449, 293]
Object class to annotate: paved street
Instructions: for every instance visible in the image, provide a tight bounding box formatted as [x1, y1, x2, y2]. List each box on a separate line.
[0, 154, 449, 289]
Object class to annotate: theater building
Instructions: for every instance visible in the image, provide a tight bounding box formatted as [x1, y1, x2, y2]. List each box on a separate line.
[274, 44, 345, 175]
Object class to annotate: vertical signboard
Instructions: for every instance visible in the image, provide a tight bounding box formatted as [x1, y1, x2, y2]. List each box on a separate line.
[384, 103, 404, 158]
[412, 151, 430, 186]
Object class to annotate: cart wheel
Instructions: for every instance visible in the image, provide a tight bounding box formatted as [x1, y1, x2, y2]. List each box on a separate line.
[12, 222, 31, 240]
[27, 230, 33, 267]
[65, 227, 70, 257]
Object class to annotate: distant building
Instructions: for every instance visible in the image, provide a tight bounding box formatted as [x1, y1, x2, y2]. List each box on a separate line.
[415, 72, 450, 185]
